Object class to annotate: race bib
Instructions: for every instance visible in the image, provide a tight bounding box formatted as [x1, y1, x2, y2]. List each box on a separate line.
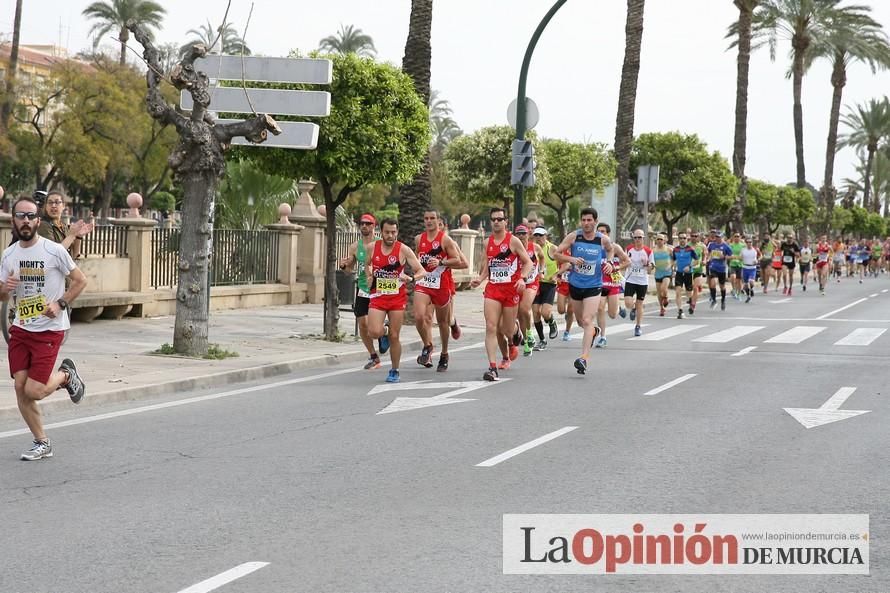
[17, 294, 46, 325]
[417, 266, 443, 290]
[575, 261, 596, 275]
[357, 288, 371, 298]
[631, 266, 644, 275]
[818, 253, 828, 262]
[525, 265, 539, 284]
[710, 250, 724, 259]
[783, 255, 793, 263]
[490, 266, 513, 284]
[376, 277, 400, 295]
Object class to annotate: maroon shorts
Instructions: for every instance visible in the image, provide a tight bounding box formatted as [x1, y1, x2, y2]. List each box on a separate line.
[369, 293, 407, 312]
[557, 282, 570, 297]
[484, 283, 521, 308]
[8, 325, 64, 385]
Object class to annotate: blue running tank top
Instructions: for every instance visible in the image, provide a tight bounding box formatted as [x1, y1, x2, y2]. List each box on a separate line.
[568, 231, 605, 289]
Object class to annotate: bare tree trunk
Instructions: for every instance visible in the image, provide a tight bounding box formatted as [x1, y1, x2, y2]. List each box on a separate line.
[173, 171, 216, 355]
[321, 179, 341, 341]
[1, 0, 23, 130]
[614, 0, 646, 225]
[822, 53, 845, 210]
[791, 38, 808, 188]
[731, 0, 757, 232]
[864, 146, 875, 212]
[119, 26, 129, 67]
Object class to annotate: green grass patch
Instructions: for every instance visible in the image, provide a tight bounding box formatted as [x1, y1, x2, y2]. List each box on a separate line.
[204, 344, 240, 360]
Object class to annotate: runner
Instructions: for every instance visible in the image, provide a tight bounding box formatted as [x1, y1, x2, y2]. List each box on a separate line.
[740, 235, 760, 303]
[594, 222, 630, 348]
[870, 237, 882, 278]
[339, 214, 384, 370]
[513, 225, 544, 356]
[760, 233, 777, 293]
[652, 234, 673, 316]
[856, 238, 870, 283]
[779, 233, 801, 295]
[555, 252, 574, 341]
[531, 227, 560, 350]
[728, 232, 745, 300]
[365, 218, 427, 384]
[832, 237, 846, 282]
[671, 231, 699, 319]
[798, 238, 813, 291]
[688, 230, 706, 315]
[0, 197, 88, 460]
[624, 230, 653, 336]
[815, 235, 831, 295]
[470, 208, 533, 381]
[413, 209, 468, 372]
[770, 242, 784, 292]
[553, 207, 614, 374]
[706, 231, 733, 310]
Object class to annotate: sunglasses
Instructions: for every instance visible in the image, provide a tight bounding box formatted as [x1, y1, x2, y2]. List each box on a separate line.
[491, 217, 505, 222]
[360, 221, 374, 226]
[46, 200, 64, 206]
[679, 236, 687, 240]
[14, 212, 39, 220]
[633, 236, 644, 239]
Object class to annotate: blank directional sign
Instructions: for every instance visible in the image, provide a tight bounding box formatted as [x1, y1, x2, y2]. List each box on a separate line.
[182, 87, 330, 117]
[194, 55, 332, 84]
[215, 119, 319, 149]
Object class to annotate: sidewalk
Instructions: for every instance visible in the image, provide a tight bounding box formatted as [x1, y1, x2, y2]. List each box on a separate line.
[0, 287, 663, 423]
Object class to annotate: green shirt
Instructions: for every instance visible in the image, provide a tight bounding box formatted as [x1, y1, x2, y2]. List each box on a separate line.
[729, 241, 744, 268]
[356, 239, 370, 293]
[540, 241, 559, 283]
[692, 242, 705, 273]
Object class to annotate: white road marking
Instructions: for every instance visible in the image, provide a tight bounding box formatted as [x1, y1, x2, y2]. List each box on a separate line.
[0, 341, 487, 441]
[764, 326, 826, 344]
[376, 379, 509, 414]
[870, 293, 879, 298]
[476, 426, 578, 467]
[769, 298, 792, 304]
[176, 562, 269, 593]
[693, 325, 764, 343]
[784, 387, 870, 429]
[882, 289, 888, 294]
[816, 298, 868, 320]
[631, 324, 706, 341]
[834, 328, 887, 346]
[644, 373, 697, 396]
[603, 323, 649, 335]
[731, 346, 757, 357]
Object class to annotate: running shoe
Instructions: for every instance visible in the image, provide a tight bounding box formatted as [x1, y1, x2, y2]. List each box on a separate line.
[594, 336, 607, 348]
[618, 308, 627, 319]
[378, 323, 390, 355]
[659, 306, 665, 317]
[417, 344, 434, 368]
[482, 367, 499, 381]
[498, 358, 511, 370]
[677, 310, 684, 319]
[629, 308, 636, 321]
[385, 369, 400, 383]
[574, 357, 587, 375]
[745, 295, 751, 303]
[720, 300, 726, 311]
[787, 288, 792, 296]
[562, 330, 571, 342]
[548, 318, 559, 340]
[363, 355, 381, 370]
[436, 354, 449, 372]
[509, 344, 519, 361]
[709, 299, 717, 310]
[802, 284, 806, 292]
[533, 340, 547, 351]
[523, 340, 533, 357]
[59, 358, 85, 404]
[634, 325, 642, 337]
[20, 439, 52, 461]
[688, 305, 695, 315]
[450, 320, 461, 341]
[512, 321, 522, 346]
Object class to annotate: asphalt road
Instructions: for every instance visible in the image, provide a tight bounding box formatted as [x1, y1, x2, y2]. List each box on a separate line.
[1, 277, 888, 593]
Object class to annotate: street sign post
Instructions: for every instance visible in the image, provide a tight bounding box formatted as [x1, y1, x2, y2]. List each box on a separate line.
[591, 181, 617, 236]
[636, 165, 660, 236]
[507, 97, 539, 130]
[195, 55, 332, 84]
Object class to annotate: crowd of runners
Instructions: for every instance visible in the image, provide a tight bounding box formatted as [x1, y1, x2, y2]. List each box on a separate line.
[340, 207, 890, 383]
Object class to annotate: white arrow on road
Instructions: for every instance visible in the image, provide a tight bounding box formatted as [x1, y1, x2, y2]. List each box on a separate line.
[784, 387, 870, 429]
[372, 380, 509, 414]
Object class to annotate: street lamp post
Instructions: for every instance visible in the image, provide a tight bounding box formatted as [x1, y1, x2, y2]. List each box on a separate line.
[512, 0, 569, 228]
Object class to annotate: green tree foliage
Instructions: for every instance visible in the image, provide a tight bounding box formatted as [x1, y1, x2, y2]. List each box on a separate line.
[180, 21, 250, 58]
[630, 132, 736, 239]
[217, 159, 297, 230]
[443, 125, 550, 215]
[149, 190, 175, 213]
[539, 139, 616, 238]
[318, 24, 376, 57]
[245, 53, 428, 339]
[82, 0, 166, 66]
[744, 179, 815, 233]
[839, 97, 890, 212]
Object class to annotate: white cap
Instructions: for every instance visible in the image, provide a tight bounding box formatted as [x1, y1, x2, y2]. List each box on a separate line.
[532, 227, 548, 236]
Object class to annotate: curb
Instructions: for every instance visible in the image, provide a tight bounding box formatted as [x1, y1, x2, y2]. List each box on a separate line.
[0, 329, 485, 425]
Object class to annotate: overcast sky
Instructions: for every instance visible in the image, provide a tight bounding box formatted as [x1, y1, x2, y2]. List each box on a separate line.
[5, 0, 890, 190]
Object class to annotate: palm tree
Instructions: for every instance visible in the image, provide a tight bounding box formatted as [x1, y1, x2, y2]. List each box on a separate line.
[748, 0, 842, 189]
[806, 6, 890, 210]
[180, 21, 251, 58]
[839, 97, 890, 212]
[397, 0, 433, 246]
[0, 0, 23, 130]
[614, 0, 646, 222]
[318, 24, 377, 57]
[82, 0, 166, 67]
[727, 0, 760, 232]
[428, 90, 461, 159]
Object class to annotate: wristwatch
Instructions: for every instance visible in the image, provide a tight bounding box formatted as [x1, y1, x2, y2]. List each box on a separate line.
[57, 299, 69, 311]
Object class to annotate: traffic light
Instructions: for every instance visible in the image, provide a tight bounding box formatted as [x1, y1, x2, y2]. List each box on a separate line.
[511, 139, 536, 187]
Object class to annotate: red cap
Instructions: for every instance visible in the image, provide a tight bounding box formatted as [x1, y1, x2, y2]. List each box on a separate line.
[514, 224, 529, 234]
[360, 214, 376, 224]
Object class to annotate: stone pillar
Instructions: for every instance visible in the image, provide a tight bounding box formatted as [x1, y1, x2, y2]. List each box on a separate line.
[266, 204, 305, 304]
[0, 212, 11, 248]
[113, 218, 158, 292]
[450, 228, 480, 286]
[289, 179, 326, 303]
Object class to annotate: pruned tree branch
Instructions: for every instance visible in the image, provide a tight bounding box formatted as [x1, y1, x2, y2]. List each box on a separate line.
[127, 20, 187, 130]
[214, 113, 280, 144]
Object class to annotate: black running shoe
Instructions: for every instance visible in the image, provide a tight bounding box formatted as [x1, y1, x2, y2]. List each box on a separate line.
[59, 358, 85, 404]
[436, 354, 449, 372]
[417, 344, 434, 368]
[483, 367, 499, 381]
